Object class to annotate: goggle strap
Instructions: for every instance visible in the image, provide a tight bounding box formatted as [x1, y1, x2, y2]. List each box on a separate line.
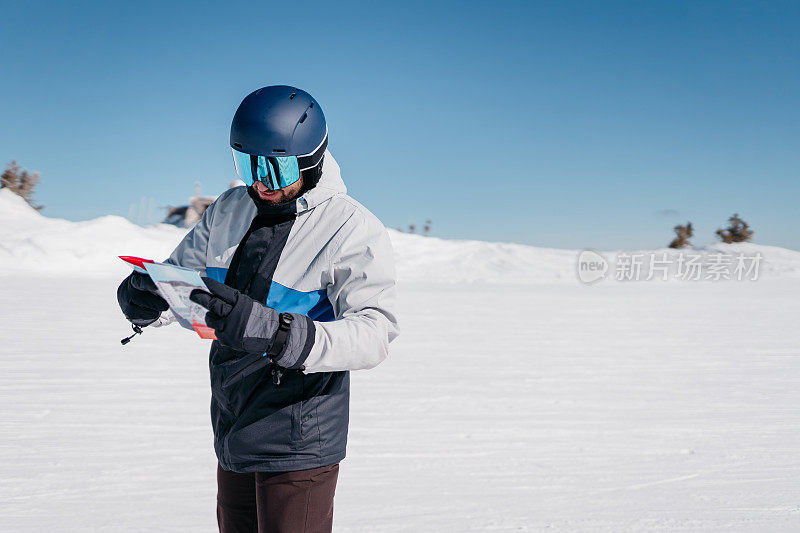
[269, 159, 280, 189]
[249, 155, 261, 185]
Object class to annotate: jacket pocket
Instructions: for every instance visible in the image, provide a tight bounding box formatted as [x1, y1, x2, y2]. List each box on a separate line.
[291, 400, 303, 443]
[226, 405, 296, 463]
[224, 369, 306, 462]
[290, 369, 305, 445]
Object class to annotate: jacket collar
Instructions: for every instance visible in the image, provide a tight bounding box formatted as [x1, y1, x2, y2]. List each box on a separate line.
[297, 150, 346, 213]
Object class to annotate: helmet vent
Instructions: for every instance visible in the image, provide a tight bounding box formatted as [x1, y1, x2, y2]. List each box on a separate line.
[299, 112, 308, 124]
[233, 142, 243, 148]
[289, 92, 296, 99]
[308, 102, 314, 108]
[274, 149, 285, 153]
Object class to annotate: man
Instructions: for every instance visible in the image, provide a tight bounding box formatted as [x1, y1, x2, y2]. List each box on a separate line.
[117, 85, 399, 532]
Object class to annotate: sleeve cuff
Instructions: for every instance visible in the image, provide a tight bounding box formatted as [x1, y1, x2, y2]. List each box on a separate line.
[273, 314, 316, 370]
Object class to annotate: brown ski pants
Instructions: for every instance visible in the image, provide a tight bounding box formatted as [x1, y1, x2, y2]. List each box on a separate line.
[216, 462, 339, 533]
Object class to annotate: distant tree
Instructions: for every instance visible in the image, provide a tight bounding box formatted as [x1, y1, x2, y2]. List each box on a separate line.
[408, 223, 416, 234]
[423, 219, 432, 235]
[668, 222, 693, 248]
[1, 160, 43, 210]
[716, 213, 753, 243]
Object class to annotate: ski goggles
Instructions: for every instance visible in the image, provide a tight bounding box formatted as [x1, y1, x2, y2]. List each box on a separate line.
[231, 149, 301, 190]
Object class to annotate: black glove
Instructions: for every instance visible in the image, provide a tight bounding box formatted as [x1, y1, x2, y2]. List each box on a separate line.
[117, 272, 169, 327]
[189, 277, 315, 369]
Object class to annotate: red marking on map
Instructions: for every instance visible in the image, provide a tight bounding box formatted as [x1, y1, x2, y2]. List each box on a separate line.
[192, 323, 217, 340]
[118, 256, 155, 274]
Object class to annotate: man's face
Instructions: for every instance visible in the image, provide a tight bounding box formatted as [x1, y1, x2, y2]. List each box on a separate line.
[252, 173, 304, 205]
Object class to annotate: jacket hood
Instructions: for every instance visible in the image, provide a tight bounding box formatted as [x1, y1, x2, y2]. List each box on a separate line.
[298, 150, 346, 213]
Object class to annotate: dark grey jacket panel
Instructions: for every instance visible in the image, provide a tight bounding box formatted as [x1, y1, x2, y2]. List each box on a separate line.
[207, 193, 349, 472]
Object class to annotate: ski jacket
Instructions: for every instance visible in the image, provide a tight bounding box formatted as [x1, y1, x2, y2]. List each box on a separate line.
[165, 152, 399, 472]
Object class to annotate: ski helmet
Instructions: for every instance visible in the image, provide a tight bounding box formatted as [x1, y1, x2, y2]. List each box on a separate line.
[230, 85, 327, 190]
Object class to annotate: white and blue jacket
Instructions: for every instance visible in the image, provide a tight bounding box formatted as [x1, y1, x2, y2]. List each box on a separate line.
[165, 152, 399, 472]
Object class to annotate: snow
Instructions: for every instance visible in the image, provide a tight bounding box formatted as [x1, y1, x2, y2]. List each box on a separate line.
[0, 188, 187, 277]
[3, 188, 800, 283]
[2, 188, 800, 531]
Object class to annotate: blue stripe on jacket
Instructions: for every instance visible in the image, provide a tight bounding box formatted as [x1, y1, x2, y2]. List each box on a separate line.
[204, 267, 335, 322]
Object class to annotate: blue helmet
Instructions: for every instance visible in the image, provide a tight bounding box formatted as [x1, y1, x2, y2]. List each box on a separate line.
[230, 86, 327, 189]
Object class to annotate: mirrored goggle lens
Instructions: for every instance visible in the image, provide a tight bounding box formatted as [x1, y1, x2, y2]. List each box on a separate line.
[231, 149, 300, 190]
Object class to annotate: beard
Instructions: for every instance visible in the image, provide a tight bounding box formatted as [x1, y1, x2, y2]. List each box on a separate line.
[247, 179, 304, 209]
[259, 190, 292, 205]
[251, 175, 304, 205]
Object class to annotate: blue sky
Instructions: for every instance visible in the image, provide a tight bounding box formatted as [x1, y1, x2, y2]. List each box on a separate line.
[1, 0, 798, 250]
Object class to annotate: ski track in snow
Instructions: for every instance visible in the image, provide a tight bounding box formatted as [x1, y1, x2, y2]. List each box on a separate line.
[2, 276, 800, 531]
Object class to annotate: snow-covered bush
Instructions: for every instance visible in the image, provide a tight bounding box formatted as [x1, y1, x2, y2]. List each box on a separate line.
[716, 213, 754, 243]
[668, 222, 693, 248]
[1, 160, 42, 210]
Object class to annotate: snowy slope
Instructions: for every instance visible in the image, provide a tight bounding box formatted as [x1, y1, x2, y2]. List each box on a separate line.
[2, 188, 800, 531]
[2, 188, 800, 282]
[0, 189, 187, 276]
[2, 276, 800, 531]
